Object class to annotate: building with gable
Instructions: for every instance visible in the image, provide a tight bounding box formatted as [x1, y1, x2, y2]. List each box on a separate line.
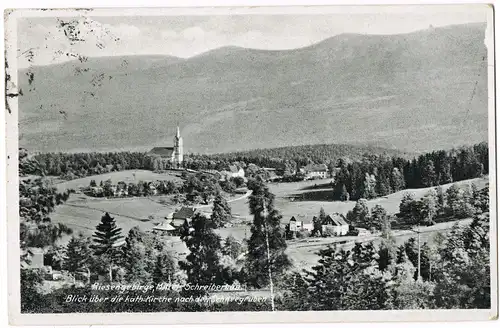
[149, 126, 184, 167]
[300, 163, 329, 180]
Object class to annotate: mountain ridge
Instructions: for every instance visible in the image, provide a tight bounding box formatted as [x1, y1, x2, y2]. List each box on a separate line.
[18, 23, 488, 155]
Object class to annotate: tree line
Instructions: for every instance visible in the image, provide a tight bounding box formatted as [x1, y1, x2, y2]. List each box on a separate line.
[346, 182, 488, 232]
[20, 150, 154, 179]
[333, 142, 488, 201]
[20, 142, 487, 201]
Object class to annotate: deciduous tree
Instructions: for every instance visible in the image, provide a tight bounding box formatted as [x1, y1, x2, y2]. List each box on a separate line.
[244, 179, 291, 288]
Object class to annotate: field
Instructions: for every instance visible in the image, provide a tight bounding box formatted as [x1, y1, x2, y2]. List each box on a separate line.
[268, 176, 489, 218]
[54, 169, 182, 192]
[224, 176, 489, 224]
[50, 170, 249, 243]
[49, 170, 489, 270]
[50, 170, 184, 241]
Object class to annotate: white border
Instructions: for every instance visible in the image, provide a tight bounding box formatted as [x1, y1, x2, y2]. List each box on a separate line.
[3, 2, 498, 326]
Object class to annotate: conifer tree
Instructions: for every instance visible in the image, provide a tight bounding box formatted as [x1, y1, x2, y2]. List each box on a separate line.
[421, 160, 437, 187]
[340, 184, 350, 201]
[152, 252, 176, 285]
[64, 233, 93, 282]
[362, 173, 377, 199]
[121, 227, 152, 282]
[311, 216, 322, 237]
[371, 205, 388, 231]
[346, 199, 370, 228]
[223, 235, 243, 260]
[179, 212, 234, 295]
[419, 190, 438, 225]
[389, 255, 435, 309]
[378, 214, 397, 272]
[438, 161, 453, 185]
[304, 246, 352, 310]
[211, 192, 232, 228]
[279, 272, 310, 310]
[435, 186, 446, 213]
[319, 207, 327, 224]
[391, 167, 406, 192]
[91, 212, 123, 281]
[375, 171, 391, 197]
[398, 193, 418, 225]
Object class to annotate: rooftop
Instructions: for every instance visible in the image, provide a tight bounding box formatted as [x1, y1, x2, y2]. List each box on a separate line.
[328, 213, 349, 226]
[302, 164, 328, 172]
[149, 147, 175, 157]
[172, 206, 197, 220]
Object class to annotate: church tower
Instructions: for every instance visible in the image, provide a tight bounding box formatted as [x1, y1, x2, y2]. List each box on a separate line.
[173, 126, 183, 166]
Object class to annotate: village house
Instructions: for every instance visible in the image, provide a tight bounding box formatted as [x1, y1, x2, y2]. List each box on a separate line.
[155, 206, 207, 235]
[221, 165, 245, 180]
[289, 214, 314, 233]
[21, 248, 68, 281]
[322, 213, 350, 236]
[288, 212, 349, 237]
[263, 168, 280, 182]
[152, 220, 177, 235]
[300, 163, 329, 180]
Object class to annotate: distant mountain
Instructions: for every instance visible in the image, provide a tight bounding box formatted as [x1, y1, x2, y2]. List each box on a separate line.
[18, 23, 488, 154]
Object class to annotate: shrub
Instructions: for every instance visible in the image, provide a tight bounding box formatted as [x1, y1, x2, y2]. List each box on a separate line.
[322, 226, 336, 237]
[296, 229, 310, 239]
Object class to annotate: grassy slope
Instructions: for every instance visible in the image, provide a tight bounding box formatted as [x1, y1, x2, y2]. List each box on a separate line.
[54, 169, 182, 192]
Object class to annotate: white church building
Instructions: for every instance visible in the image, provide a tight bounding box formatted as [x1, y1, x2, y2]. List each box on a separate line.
[149, 126, 184, 167]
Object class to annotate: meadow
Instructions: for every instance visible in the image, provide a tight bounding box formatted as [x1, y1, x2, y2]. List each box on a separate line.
[54, 169, 182, 192]
[267, 176, 489, 218]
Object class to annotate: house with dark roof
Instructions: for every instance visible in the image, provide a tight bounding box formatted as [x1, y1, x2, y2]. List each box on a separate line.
[149, 147, 175, 158]
[322, 213, 349, 236]
[289, 212, 349, 237]
[300, 163, 329, 180]
[162, 206, 208, 235]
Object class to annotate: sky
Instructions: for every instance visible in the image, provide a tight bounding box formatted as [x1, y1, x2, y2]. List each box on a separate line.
[16, 7, 488, 68]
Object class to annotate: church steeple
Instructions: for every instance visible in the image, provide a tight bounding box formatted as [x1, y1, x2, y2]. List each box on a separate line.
[173, 126, 183, 167]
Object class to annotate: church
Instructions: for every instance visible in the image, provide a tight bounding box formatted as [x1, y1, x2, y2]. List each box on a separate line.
[149, 126, 184, 167]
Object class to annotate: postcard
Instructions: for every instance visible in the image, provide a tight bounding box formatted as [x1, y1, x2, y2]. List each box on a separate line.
[4, 4, 497, 325]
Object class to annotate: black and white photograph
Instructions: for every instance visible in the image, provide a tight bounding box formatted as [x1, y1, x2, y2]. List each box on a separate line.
[4, 4, 497, 325]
